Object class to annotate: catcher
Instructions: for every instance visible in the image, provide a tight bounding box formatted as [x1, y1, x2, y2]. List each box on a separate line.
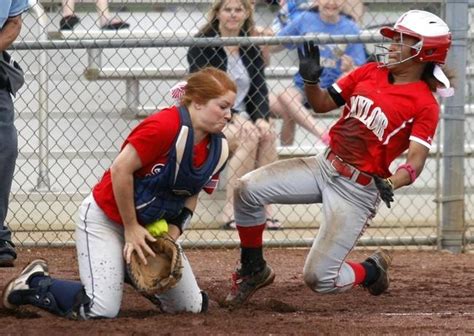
[2, 67, 236, 319]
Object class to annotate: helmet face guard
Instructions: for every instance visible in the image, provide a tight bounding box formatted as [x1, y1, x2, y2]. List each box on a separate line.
[375, 10, 452, 67]
[374, 31, 423, 67]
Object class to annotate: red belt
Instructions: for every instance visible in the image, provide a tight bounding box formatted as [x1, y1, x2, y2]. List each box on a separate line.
[326, 150, 373, 186]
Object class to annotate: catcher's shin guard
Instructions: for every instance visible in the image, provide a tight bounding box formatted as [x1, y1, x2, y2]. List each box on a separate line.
[3, 259, 90, 319]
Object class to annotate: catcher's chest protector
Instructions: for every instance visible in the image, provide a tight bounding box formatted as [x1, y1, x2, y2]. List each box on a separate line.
[134, 106, 229, 224]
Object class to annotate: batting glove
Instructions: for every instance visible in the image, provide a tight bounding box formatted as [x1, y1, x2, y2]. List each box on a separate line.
[297, 41, 323, 85]
[373, 176, 394, 208]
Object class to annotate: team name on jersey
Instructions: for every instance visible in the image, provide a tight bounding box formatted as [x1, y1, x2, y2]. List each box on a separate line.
[345, 95, 388, 141]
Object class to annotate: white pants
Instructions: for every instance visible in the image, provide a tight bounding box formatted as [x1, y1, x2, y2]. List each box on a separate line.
[76, 194, 204, 318]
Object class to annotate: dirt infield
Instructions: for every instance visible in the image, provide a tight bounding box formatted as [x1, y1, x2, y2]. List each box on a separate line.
[0, 247, 473, 335]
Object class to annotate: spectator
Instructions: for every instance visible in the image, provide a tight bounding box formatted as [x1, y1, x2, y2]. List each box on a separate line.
[187, 0, 282, 230]
[273, 0, 364, 33]
[2, 67, 237, 318]
[0, 0, 29, 267]
[271, 0, 367, 145]
[59, 0, 130, 30]
[272, 0, 312, 33]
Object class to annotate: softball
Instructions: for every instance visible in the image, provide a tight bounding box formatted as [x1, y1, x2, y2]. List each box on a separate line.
[146, 218, 169, 237]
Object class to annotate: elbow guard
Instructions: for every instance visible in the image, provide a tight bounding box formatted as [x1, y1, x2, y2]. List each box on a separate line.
[396, 163, 417, 184]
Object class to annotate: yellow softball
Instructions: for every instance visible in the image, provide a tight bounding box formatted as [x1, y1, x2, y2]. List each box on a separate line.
[146, 218, 169, 237]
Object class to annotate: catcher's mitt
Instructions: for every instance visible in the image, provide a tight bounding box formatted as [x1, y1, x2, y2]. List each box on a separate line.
[126, 234, 183, 295]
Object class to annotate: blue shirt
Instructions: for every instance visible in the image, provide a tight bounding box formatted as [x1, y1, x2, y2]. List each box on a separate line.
[0, 0, 29, 29]
[272, 0, 311, 32]
[278, 10, 367, 89]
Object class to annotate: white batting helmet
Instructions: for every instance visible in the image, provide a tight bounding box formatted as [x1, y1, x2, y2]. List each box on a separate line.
[378, 10, 452, 65]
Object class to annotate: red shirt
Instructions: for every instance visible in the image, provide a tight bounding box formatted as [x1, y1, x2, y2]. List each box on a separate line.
[329, 62, 439, 177]
[93, 106, 219, 224]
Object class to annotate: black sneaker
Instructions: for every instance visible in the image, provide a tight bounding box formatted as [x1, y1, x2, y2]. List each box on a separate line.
[364, 249, 392, 296]
[100, 21, 130, 30]
[59, 15, 80, 30]
[224, 264, 275, 308]
[2, 259, 49, 309]
[0, 240, 17, 267]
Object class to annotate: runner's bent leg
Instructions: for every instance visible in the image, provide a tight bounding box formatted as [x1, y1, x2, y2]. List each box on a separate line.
[303, 154, 379, 293]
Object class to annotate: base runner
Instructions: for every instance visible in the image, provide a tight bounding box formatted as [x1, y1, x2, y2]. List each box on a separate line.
[224, 10, 454, 307]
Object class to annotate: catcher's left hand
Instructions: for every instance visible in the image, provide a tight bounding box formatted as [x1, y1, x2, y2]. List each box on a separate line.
[373, 176, 394, 208]
[126, 233, 183, 295]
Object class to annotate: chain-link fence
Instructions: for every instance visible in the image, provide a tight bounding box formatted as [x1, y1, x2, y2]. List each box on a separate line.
[7, 0, 473, 251]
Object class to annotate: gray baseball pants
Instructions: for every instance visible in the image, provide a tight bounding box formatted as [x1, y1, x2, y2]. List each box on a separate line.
[234, 150, 381, 293]
[0, 89, 17, 242]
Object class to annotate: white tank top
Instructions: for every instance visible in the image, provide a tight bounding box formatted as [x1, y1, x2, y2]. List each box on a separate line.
[226, 51, 250, 114]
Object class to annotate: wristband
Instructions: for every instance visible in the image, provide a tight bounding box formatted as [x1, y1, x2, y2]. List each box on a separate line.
[302, 79, 320, 86]
[170, 207, 193, 234]
[396, 163, 417, 184]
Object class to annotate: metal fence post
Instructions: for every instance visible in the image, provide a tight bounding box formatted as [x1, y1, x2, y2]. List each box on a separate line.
[29, 0, 51, 191]
[440, 0, 468, 252]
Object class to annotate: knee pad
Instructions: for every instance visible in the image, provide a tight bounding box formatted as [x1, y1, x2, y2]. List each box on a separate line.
[69, 287, 91, 319]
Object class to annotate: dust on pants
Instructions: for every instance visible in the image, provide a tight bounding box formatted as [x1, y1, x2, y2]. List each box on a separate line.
[233, 151, 379, 293]
[76, 194, 204, 318]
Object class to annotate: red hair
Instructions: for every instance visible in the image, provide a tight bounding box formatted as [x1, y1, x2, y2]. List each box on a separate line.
[182, 67, 237, 107]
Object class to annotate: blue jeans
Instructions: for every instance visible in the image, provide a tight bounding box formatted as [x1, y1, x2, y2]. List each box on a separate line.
[0, 89, 18, 242]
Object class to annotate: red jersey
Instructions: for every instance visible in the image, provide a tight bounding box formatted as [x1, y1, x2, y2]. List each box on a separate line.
[93, 106, 220, 224]
[329, 62, 439, 177]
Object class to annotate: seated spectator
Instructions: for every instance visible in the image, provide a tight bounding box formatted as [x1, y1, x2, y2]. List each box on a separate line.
[187, 0, 282, 230]
[59, 0, 130, 30]
[272, 0, 312, 33]
[273, 0, 364, 33]
[270, 0, 367, 145]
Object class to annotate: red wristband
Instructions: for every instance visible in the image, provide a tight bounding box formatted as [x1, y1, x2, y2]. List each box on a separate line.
[396, 163, 417, 184]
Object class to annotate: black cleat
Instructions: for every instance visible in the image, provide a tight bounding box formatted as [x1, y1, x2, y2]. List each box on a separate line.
[224, 264, 275, 308]
[364, 249, 392, 296]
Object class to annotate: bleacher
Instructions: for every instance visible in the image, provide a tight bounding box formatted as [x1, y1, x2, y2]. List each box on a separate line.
[37, 0, 472, 160]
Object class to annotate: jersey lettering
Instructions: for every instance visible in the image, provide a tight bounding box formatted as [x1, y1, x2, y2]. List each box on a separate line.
[347, 95, 388, 141]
